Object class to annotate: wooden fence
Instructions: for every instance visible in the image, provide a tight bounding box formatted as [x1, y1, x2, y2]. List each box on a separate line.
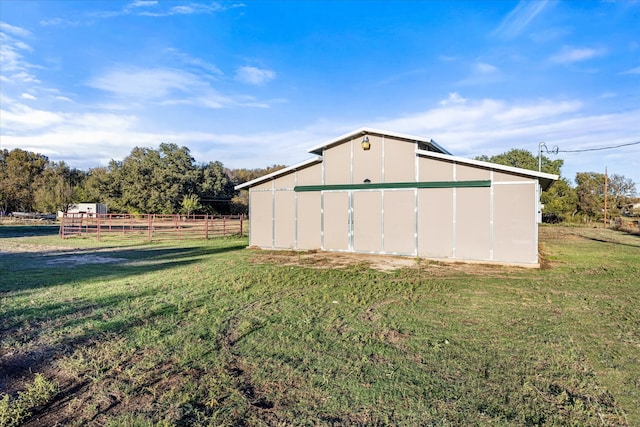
[60, 213, 245, 241]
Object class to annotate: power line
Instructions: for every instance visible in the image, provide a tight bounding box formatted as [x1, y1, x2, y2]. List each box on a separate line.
[558, 141, 640, 153]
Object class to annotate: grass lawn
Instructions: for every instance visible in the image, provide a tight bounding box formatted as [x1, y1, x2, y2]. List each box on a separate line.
[0, 224, 638, 426]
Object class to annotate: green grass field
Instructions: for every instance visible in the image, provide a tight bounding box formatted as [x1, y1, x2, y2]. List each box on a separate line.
[1, 225, 638, 426]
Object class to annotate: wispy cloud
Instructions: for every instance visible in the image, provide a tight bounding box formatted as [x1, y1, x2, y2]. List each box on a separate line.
[88, 1, 240, 19]
[458, 61, 501, 86]
[0, 23, 40, 84]
[492, 0, 550, 39]
[550, 46, 606, 64]
[165, 48, 223, 76]
[234, 66, 276, 85]
[86, 65, 271, 109]
[0, 21, 32, 38]
[620, 66, 640, 75]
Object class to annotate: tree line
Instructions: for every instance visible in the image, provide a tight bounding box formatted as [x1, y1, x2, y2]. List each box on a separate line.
[0, 143, 283, 216]
[1, 144, 637, 222]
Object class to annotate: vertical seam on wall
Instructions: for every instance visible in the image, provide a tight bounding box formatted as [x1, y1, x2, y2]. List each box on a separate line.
[533, 180, 542, 263]
[320, 191, 325, 250]
[294, 171, 298, 249]
[415, 147, 420, 256]
[414, 187, 418, 256]
[348, 191, 353, 251]
[489, 170, 494, 260]
[381, 190, 385, 253]
[452, 162, 457, 259]
[248, 189, 253, 245]
[381, 135, 385, 183]
[271, 179, 275, 248]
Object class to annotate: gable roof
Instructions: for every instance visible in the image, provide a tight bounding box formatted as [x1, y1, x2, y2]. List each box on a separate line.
[235, 157, 322, 190]
[235, 128, 559, 191]
[307, 127, 451, 155]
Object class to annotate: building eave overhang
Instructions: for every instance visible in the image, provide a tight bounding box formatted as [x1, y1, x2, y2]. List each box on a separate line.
[307, 127, 452, 156]
[416, 149, 559, 191]
[234, 156, 323, 190]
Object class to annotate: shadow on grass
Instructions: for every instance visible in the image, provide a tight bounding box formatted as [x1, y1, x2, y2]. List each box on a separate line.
[0, 225, 60, 238]
[0, 241, 246, 398]
[0, 243, 246, 293]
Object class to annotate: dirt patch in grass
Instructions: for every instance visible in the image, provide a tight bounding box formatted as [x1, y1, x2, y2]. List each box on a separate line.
[249, 249, 527, 276]
[249, 249, 417, 271]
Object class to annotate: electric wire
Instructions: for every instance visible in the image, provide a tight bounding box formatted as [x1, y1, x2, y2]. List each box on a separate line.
[557, 141, 640, 153]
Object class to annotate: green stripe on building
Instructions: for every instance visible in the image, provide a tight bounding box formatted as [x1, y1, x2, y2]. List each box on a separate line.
[294, 180, 491, 192]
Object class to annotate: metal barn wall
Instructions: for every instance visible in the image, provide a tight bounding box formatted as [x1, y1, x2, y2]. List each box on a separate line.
[247, 133, 543, 265]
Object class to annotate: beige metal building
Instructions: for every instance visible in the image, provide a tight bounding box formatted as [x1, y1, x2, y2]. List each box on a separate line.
[236, 128, 558, 266]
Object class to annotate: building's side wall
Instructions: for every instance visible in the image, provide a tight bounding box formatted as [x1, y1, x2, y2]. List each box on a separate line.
[383, 190, 416, 255]
[296, 192, 321, 249]
[324, 142, 351, 185]
[455, 187, 491, 260]
[353, 191, 383, 252]
[385, 140, 418, 182]
[322, 191, 350, 250]
[415, 155, 538, 265]
[493, 182, 537, 263]
[417, 188, 454, 258]
[248, 163, 322, 250]
[249, 188, 273, 248]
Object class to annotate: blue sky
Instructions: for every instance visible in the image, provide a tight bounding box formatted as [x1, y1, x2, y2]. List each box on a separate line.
[1, 0, 639, 185]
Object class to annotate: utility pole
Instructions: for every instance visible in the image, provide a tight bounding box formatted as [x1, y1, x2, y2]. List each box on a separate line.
[604, 167, 608, 229]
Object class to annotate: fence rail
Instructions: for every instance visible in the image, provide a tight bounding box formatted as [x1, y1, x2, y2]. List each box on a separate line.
[60, 213, 245, 241]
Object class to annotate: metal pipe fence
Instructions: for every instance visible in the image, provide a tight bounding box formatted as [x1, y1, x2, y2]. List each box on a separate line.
[60, 213, 245, 241]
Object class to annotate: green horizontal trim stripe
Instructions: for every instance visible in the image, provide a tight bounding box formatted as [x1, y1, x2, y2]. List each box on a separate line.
[294, 180, 491, 192]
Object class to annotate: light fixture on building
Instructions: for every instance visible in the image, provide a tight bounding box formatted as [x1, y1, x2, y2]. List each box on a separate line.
[361, 134, 370, 150]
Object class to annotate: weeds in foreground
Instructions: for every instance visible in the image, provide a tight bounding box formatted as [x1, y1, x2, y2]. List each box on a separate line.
[0, 374, 59, 427]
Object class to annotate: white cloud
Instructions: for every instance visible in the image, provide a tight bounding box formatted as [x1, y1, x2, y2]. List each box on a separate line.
[235, 66, 276, 85]
[475, 62, 498, 74]
[492, 0, 550, 39]
[620, 66, 640, 75]
[21, 92, 37, 100]
[0, 21, 32, 38]
[364, 95, 640, 182]
[439, 92, 467, 106]
[550, 47, 606, 64]
[0, 102, 64, 131]
[458, 62, 501, 86]
[128, 0, 158, 8]
[86, 67, 197, 99]
[85, 66, 270, 109]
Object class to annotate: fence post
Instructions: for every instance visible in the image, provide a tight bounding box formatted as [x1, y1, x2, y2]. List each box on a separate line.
[240, 216, 243, 236]
[97, 214, 101, 241]
[205, 214, 209, 239]
[148, 214, 153, 242]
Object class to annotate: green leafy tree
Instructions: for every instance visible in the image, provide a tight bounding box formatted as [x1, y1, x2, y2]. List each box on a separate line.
[181, 193, 202, 217]
[114, 143, 198, 213]
[475, 148, 563, 176]
[33, 161, 85, 213]
[575, 172, 604, 221]
[0, 148, 49, 212]
[540, 178, 578, 221]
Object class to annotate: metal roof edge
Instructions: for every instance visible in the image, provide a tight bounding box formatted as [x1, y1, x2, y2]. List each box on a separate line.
[307, 127, 451, 155]
[415, 149, 560, 181]
[234, 156, 323, 190]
